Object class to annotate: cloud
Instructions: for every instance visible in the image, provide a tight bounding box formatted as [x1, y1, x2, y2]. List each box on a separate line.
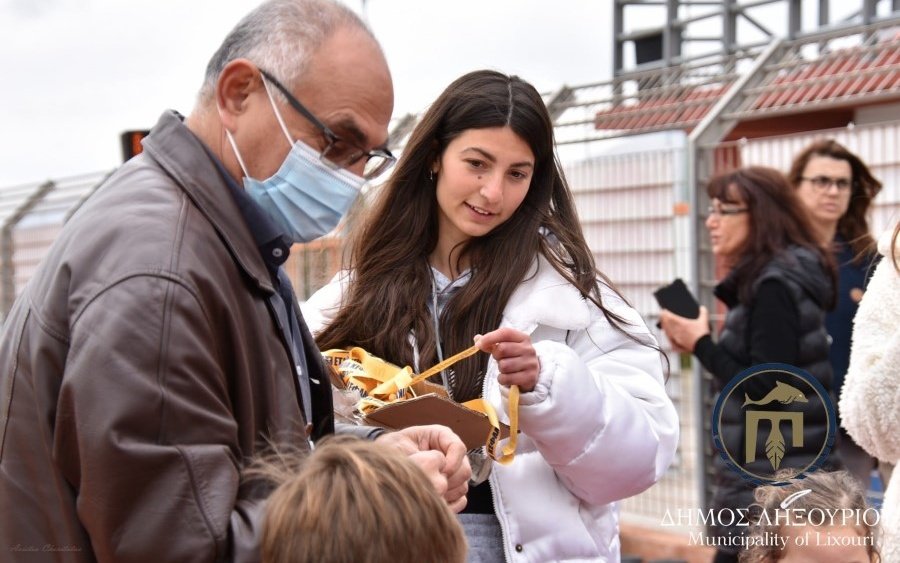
[3, 0, 63, 18]
[0, 0, 614, 186]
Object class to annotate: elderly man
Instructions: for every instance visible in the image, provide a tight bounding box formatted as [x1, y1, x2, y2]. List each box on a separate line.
[0, 1, 469, 560]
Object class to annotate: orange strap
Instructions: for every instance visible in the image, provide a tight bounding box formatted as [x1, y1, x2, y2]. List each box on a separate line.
[322, 345, 519, 464]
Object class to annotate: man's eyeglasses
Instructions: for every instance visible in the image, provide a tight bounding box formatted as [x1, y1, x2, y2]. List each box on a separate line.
[707, 205, 749, 217]
[259, 69, 395, 180]
[801, 176, 853, 192]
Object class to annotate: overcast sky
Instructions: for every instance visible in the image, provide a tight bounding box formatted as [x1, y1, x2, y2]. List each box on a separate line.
[0, 0, 616, 187]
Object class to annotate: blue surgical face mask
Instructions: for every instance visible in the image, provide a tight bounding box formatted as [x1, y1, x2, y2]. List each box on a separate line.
[224, 77, 364, 243]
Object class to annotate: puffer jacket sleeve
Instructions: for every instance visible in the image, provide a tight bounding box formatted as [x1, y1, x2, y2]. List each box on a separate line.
[839, 235, 900, 465]
[54, 274, 265, 562]
[500, 289, 679, 506]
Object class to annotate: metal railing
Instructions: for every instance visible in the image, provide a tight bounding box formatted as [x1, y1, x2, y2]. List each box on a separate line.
[0, 172, 112, 317]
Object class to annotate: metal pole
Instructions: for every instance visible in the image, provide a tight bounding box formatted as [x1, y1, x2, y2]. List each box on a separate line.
[360, 0, 369, 25]
[613, 0, 625, 103]
[0, 180, 55, 317]
[863, 0, 876, 25]
[723, 0, 737, 55]
[0, 227, 14, 320]
[818, 0, 829, 26]
[788, 0, 802, 39]
[665, 0, 680, 66]
[685, 36, 785, 523]
[685, 135, 707, 515]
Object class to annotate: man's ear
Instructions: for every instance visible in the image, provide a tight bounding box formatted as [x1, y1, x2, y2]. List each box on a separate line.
[216, 59, 260, 131]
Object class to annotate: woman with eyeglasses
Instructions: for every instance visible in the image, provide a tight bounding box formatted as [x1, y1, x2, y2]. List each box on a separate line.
[302, 70, 679, 563]
[659, 166, 840, 563]
[788, 139, 883, 490]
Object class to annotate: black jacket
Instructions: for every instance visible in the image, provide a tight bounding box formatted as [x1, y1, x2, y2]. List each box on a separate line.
[697, 245, 841, 548]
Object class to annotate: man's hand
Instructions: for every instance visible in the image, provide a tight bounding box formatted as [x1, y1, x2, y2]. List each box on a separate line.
[376, 424, 471, 512]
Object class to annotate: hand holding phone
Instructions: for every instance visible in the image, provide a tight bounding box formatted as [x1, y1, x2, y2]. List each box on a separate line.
[653, 278, 700, 319]
[654, 279, 710, 351]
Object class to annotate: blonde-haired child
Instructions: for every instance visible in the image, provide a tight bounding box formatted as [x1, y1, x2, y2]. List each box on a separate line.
[254, 435, 467, 563]
[742, 470, 880, 562]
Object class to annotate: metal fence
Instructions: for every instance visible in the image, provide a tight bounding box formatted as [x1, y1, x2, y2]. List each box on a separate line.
[557, 145, 701, 528]
[0, 173, 110, 315]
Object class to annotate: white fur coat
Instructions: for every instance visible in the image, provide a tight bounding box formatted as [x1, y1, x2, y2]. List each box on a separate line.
[839, 226, 900, 562]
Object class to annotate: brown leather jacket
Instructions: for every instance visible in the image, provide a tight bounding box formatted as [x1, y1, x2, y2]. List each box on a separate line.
[0, 111, 334, 562]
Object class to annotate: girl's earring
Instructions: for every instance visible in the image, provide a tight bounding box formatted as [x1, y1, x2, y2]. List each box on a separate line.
[429, 170, 436, 182]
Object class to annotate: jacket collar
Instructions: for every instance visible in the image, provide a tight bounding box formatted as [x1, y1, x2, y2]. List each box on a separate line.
[142, 110, 275, 293]
[715, 245, 833, 309]
[503, 255, 592, 332]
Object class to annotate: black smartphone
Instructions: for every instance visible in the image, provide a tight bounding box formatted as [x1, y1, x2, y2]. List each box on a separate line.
[653, 278, 700, 319]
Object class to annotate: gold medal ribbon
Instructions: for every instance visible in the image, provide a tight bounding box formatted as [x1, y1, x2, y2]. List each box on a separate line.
[322, 345, 519, 464]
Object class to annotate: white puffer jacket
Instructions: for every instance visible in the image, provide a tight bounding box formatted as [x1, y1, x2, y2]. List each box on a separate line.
[302, 256, 680, 562]
[840, 227, 900, 563]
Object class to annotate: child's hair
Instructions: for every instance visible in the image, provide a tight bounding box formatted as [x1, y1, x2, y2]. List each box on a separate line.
[255, 434, 467, 563]
[741, 470, 880, 562]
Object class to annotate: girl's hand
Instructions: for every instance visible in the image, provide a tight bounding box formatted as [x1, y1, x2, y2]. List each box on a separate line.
[659, 306, 710, 353]
[474, 328, 541, 392]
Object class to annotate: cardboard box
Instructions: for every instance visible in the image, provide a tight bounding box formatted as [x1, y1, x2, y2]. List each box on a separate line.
[363, 380, 510, 451]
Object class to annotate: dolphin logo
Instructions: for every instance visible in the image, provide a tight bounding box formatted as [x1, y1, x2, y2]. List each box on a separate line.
[743, 381, 808, 407]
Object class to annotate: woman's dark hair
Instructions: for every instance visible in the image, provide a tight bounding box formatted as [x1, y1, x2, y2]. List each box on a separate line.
[787, 139, 882, 262]
[708, 166, 837, 308]
[315, 70, 658, 400]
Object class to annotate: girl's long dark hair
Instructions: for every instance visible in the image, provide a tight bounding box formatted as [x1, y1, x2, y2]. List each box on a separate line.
[315, 70, 657, 401]
[709, 166, 837, 308]
[787, 139, 882, 262]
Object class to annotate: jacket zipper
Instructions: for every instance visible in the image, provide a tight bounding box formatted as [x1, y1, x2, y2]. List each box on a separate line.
[430, 268, 513, 561]
[488, 319, 538, 562]
[485, 362, 514, 563]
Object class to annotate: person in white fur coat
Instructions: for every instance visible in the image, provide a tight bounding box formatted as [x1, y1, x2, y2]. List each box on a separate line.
[840, 221, 900, 562]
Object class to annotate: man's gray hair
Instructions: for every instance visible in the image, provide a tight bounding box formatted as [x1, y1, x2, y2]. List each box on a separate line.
[198, 0, 374, 103]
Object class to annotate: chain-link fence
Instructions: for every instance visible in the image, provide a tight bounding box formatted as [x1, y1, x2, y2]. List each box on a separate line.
[0, 172, 111, 316]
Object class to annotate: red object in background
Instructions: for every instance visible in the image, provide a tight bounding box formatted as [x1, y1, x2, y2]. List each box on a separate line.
[120, 130, 150, 162]
[594, 39, 900, 140]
